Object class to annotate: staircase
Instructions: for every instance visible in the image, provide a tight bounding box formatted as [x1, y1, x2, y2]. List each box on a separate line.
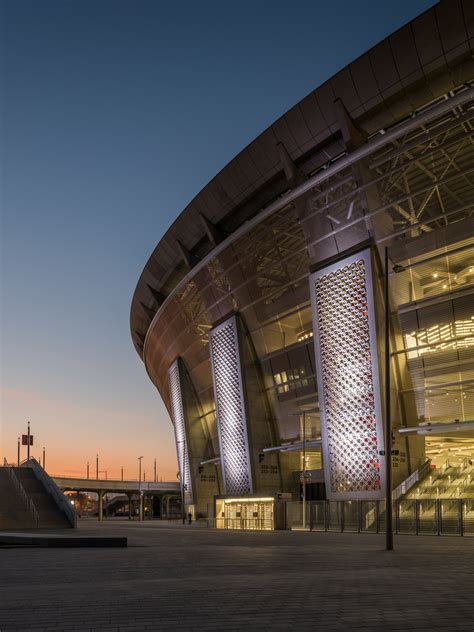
[0, 461, 74, 530]
[406, 461, 474, 500]
[0, 467, 38, 529]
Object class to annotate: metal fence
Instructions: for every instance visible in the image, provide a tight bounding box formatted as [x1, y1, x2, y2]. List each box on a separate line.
[287, 499, 474, 536]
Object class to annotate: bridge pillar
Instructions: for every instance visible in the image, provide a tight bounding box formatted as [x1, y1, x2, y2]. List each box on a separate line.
[149, 495, 154, 519]
[139, 493, 144, 521]
[98, 490, 104, 522]
[127, 492, 133, 520]
[143, 494, 149, 519]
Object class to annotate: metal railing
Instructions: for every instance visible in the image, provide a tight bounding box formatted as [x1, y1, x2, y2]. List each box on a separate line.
[21, 458, 77, 528]
[2, 458, 40, 528]
[286, 499, 474, 536]
[393, 460, 432, 500]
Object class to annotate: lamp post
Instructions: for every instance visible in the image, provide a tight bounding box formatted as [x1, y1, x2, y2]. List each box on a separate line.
[385, 254, 408, 550]
[27, 421, 31, 462]
[42, 447, 46, 471]
[302, 411, 307, 530]
[17, 437, 20, 466]
[96, 454, 99, 480]
[384, 247, 394, 551]
[289, 409, 318, 530]
[138, 456, 143, 520]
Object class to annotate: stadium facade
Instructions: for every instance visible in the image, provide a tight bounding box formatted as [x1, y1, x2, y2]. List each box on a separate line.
[131, 1, 474, 528]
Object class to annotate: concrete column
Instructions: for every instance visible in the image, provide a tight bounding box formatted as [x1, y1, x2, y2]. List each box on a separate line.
[139, 493, 144, 521]
[149, 495, 154, 520]
[98, 491, 104, 522]
[127, 493, 133, 520]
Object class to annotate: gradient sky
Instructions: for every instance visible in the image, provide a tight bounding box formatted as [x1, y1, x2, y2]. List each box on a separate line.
[1, 0, 435, 480]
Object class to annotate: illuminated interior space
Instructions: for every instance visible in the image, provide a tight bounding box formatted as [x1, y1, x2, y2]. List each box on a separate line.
[215, 497, 275, 530]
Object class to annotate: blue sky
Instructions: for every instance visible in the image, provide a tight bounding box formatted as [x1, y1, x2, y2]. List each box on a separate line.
[1, 0, 435, 479]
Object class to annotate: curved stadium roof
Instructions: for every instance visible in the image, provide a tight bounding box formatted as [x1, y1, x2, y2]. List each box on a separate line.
[130, 0, 474, 358]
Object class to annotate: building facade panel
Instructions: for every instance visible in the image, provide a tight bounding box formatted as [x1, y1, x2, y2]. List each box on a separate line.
[310, 248, 386, 500]
[168, 360, 193, 505]
[209, 316, 253, 495]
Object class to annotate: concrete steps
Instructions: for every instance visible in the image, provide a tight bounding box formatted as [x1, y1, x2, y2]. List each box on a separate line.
[0, 467, 71, 529]
[0, 469, 37, 529]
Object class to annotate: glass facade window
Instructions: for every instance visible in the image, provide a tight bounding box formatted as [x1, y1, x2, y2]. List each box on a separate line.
[131, 44, 474, 512]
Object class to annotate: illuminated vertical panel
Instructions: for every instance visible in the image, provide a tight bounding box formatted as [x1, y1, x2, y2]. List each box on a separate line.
[310, 248, 385, 499]
[168, 360, 193, 504]
[209, 316, 253, 495]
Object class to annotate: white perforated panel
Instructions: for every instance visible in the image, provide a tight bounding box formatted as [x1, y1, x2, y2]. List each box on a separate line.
[310, 248, 385, 500]
[209, 316, 253, 495]
[168, 360, 193, 504]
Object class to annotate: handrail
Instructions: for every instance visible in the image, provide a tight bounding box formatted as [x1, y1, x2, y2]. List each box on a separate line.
[20, 457, 77, 528]
[393, 460, 432, 500]
[3, 458, 40, 527]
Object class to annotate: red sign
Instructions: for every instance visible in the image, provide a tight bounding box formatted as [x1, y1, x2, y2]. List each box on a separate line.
[21, 435, 33, 446]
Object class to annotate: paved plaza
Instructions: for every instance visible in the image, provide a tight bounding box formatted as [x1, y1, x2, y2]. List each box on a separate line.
[0, 520, 473, 631]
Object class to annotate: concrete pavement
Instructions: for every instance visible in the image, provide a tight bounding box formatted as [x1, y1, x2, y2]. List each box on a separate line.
[0, 520, 472, 631]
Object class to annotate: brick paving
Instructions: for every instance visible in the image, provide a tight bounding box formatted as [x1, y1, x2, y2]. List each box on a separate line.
[0, 520, 473, 631]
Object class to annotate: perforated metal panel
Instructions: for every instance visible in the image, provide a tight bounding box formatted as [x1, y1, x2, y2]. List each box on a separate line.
[310, 248, 386, 500]
[168, 360, 193, 504]
[209, 316, 253, 495]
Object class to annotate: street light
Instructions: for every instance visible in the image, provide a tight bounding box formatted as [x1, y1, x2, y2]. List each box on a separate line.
[290, 408, 318, 530]
[383, 250, 407, 551]
[138, 456, 143, 521]
[384, 247, 394, 551]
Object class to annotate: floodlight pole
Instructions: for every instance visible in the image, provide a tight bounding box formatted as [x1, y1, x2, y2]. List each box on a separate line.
[384, 247, 394, 551]
[27, 421, 31, 462]
[302, 411, 307, 530]
[138, 456, 144, 521]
